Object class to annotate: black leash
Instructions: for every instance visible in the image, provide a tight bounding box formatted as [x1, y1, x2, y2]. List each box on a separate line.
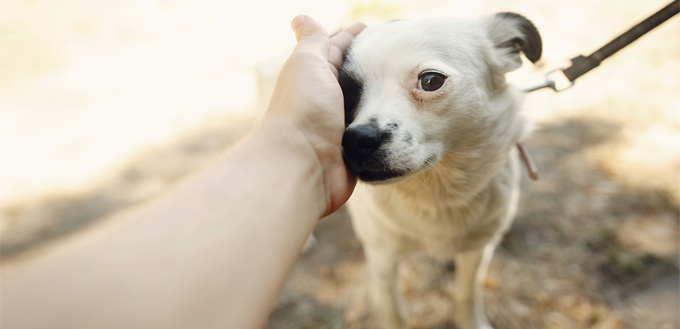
[519, 1, 678, 180]
[526, 0, 679, 93]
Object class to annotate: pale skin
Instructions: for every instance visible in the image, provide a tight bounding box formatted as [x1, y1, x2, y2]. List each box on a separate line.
[1, 16, 366, 329]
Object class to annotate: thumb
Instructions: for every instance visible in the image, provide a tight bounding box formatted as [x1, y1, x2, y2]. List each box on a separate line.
[291, 15, 331, 59]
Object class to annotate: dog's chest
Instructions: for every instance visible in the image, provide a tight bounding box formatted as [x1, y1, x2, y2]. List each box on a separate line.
[350, 181, 504, 259]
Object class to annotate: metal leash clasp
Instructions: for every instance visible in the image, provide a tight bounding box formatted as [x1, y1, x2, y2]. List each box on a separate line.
[524, 68, 575, 93]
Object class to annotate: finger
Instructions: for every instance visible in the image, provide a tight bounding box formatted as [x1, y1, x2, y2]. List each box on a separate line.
[329, 22, 367, 72]
[328, 46, 344, 74]
[330, 22, 367, 52]
[290, 15, 331, 59]
[328, 62, 339, 80]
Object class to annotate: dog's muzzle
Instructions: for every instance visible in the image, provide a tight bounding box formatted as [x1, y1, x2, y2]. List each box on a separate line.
[342, 124, 403, 182]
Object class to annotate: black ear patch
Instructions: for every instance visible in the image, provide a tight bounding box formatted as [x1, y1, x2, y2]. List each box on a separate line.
[495, 12, 542, 64]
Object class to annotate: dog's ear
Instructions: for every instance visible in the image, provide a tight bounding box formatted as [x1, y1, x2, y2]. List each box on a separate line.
[483, 12, 542, 73]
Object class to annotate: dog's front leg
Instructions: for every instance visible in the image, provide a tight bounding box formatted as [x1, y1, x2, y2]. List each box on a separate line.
[451, 245, 496, 329]
[365, 247, 405, 329]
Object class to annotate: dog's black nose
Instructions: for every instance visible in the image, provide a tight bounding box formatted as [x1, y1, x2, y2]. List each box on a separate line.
[342, 125, 384, 160]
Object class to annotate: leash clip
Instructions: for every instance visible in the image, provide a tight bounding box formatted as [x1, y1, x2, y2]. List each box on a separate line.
[545, 68, 575, 92]
[524, 68, 575, 93]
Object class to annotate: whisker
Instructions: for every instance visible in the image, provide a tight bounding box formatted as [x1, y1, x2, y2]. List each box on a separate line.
[432, 163, 446, 176]
[414, 176, 431, 192]
[426, 161, 445, 176]
[422, 157, 446, 176]
[442, 148, 465, 156]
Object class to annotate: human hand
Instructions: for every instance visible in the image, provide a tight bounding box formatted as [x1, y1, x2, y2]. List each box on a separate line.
[264, 16, 366, 216]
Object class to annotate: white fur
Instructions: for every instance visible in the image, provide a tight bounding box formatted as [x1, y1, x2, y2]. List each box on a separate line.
[341, 14, 539, 329]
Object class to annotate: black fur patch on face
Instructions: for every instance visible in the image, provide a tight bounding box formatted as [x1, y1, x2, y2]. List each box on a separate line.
[339, 64, 363, 126]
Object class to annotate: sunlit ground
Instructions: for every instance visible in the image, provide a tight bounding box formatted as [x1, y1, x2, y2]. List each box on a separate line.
[1, 0, 678, 328]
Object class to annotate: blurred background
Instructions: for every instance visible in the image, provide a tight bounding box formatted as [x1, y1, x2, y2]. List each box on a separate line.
[1, 0, 678, 328]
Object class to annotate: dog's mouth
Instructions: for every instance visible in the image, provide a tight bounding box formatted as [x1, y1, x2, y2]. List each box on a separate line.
[342, 151, 404, 183]
[348, 166, 405, 183]
[343, 152, 439, 184]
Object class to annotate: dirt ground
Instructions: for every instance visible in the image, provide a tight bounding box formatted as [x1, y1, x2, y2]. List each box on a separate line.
[1, 0, 678, 328]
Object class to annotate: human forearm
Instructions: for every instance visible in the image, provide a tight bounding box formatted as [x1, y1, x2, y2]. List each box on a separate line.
[211, 115, 328, 328]
[2, 118, 325, 329]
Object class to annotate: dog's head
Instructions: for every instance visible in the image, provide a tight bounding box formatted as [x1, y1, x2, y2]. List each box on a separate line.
[340, 13, 541, 184]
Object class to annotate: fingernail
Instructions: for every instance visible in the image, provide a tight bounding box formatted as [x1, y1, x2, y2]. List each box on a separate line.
[291, 15, 308, 34]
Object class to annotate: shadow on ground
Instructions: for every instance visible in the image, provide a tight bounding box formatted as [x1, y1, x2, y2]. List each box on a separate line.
[1, 113, 255, 257]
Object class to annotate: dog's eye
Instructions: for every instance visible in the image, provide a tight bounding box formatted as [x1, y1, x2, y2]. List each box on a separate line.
[419, 72, 446, 92]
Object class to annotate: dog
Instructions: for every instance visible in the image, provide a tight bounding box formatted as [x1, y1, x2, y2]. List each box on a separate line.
[339, 13, 541, 329]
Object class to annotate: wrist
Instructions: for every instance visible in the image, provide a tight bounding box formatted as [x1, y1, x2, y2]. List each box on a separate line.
[245, 113, 329, 218]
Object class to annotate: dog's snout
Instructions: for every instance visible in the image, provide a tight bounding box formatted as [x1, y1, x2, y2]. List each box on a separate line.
[342, 125, 385, 160]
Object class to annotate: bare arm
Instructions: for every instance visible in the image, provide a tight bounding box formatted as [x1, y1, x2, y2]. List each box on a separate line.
[1, 16, 365, 329]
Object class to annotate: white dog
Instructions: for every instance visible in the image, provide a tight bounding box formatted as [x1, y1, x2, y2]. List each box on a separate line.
[339, 13, 542, 329]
